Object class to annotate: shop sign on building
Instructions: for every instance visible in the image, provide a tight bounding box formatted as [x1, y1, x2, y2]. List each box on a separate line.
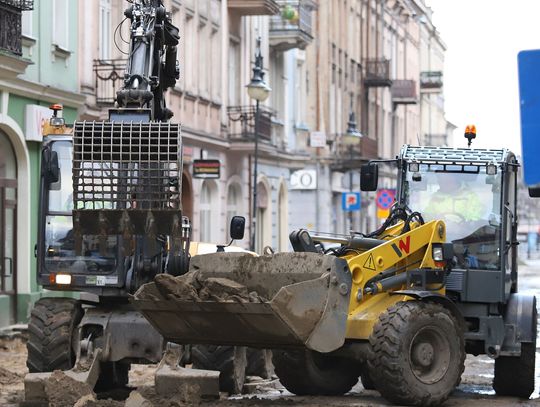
[309, 131, 326, 148]
[25, 104, 53, 142]
[193, 159, 220, 179]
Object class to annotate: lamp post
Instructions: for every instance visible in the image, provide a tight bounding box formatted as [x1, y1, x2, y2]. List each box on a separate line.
[343, 109, 363, 231]
[246, 37, 271, 252]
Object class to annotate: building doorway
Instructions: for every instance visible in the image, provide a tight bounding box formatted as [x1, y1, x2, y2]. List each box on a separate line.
[0, 131, 17, 324]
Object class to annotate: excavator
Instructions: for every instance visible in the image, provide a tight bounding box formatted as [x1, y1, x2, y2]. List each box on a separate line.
[132, 141, 537, 406]
[25, 0, 262, 402]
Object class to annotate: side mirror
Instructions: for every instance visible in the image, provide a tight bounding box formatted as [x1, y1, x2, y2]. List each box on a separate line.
[360, 164, 378, 191]
[42, 148, 60, 184]
[230, 216, 245, 240]
[529, 187, 540, 198]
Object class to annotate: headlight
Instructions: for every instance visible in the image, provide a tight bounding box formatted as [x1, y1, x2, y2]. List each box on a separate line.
[55, 273, 72, 285]
[432, 246, 444, 262]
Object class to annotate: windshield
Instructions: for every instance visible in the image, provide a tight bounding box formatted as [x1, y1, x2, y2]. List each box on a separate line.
[404, 164, 502, 270]
[44, 141, 118, 275]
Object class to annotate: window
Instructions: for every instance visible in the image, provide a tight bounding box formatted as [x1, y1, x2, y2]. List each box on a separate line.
[198, 23, 207, 94]
[228, 41, 240, 105]
[22, 10, 32, 37]
[184, 15, 194, 90]
[226, 183, 242, 239]
[200, 180, 217, 242]
[53, 0, 69, 49]
[99, 0, 112, 60]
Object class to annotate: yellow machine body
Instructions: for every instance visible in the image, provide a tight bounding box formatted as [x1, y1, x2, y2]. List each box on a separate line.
[132, 218, 448, 351]
[345, 219, 446, 339]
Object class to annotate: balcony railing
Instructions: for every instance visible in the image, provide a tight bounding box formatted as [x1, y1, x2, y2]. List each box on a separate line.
[331, 136, 379, 171]
[94, 59, 127, 106]
[228, 0, 280, 16]
[391, 80, 417, 104]
[269, 0, 315, 51]
[1, 0, 33, 9]
[420, 71, 443, 91]
[227, 105, 275, 143]
[364, 59, 392, 87]
[0, 0, 33, 56]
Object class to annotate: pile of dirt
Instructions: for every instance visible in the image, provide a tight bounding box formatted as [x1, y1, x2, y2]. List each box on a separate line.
[44, 370, 95, 407]
[150, 272, 266, 303]
[0, 366, 21, 385]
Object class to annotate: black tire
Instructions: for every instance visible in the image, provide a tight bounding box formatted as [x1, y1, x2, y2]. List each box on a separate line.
[27, 298, 83, 373]
[272, 348, 360, 396]
[493, 303, 536, 399]
[95, 362, 130, 392]
[191, 345, 247, 394]
[359, 363, 375, 390]
[246, 348, 274, 379]
[368, 301, 465, 406]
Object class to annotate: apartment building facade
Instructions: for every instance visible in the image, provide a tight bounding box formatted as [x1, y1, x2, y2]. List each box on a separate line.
[287, 0, 452, 236]
[0, 0, 85, 326]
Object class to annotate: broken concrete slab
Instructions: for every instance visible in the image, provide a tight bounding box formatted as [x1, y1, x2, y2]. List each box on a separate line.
[154, 364, 219, 399]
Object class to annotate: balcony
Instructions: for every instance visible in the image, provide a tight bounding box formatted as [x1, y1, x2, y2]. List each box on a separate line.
[228, 0, 280, 16]
[269, 1, 315, 51]
[331, 136, 378, 171]
[0, 0, 34, 56]
[391, 80, 417, 105]
[364, 59, 392, 87]
[420, 71, 443, 92]
[227, 105, 275, 143]
[94, 59, 127, 106]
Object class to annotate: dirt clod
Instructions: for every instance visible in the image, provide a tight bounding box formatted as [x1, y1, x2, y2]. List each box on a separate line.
[44, 370, 95, 407]
[0, 366, 21, 385]
[153, 272, 266, 303]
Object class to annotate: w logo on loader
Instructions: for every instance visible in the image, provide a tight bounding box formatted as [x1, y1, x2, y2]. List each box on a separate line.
[391, 236, 411, 258]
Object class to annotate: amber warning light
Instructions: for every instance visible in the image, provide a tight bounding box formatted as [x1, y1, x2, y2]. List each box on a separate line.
[464, 124, 476, 147]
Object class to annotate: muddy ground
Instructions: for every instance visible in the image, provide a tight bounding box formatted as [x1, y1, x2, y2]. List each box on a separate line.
[2, 259, 540, 406]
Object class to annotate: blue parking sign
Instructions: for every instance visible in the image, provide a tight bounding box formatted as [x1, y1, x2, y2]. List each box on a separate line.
[342, 192, 361, 212]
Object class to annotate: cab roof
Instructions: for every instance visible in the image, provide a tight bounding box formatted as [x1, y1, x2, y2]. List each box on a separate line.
[400, 145, 512, 165]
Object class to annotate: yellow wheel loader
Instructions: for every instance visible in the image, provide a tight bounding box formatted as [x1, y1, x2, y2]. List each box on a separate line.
[132, 146, 536, 406]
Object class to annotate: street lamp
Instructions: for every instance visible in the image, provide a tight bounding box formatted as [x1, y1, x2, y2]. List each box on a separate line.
[246, 37, 271, 252]
[343, 109, 363, 231]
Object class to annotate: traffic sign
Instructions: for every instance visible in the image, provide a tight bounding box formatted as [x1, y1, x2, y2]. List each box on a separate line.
[342, 192, 361, 212]
[518, 50, 540, 186]
[376, 189, 396, 210]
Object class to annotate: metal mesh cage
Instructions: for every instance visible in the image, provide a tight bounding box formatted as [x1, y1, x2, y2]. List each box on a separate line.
[72, 121, 182, 235]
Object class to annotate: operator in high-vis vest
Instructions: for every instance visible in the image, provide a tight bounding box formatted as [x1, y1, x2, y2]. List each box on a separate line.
[423, 172, 489, 269]
[423, 173, 484, 224]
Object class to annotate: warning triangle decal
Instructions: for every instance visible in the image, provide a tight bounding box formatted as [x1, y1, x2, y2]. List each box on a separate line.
[363, 254, 376, 271]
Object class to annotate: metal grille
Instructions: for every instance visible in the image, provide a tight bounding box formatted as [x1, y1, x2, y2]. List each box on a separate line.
[0, 0, 33, 10]
[73, 121, 181, 210]
[403, 146, 506, 163]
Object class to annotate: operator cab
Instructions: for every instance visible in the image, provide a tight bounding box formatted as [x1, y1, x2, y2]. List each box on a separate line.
[361, 145, 519, 301]
[404, 162, 502, 270]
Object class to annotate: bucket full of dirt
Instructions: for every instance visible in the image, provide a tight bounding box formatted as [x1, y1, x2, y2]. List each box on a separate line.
[131, 252, 352, 353]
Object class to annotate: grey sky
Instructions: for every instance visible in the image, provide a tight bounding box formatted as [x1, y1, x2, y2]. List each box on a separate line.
[426, 0, 540, 154]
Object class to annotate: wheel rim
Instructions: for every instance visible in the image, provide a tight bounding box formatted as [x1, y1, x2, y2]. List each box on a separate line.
[409, 325, 451, 384]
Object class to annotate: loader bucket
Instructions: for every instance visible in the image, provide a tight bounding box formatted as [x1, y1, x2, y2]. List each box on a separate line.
[131, 252, 352, 353]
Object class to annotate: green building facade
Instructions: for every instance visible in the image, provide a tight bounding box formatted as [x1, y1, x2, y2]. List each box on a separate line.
[0, 0, 84, 327]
